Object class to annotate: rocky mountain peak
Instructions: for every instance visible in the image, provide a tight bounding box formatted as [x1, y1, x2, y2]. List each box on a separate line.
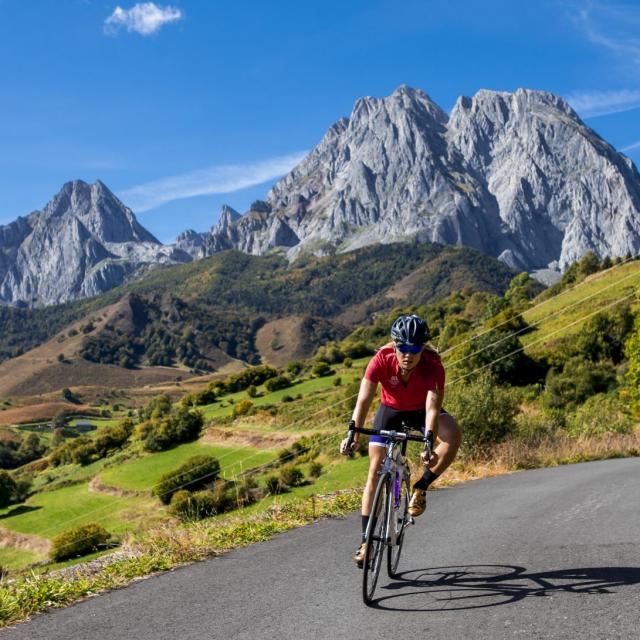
[208, 84, 640, 271]
[0, 180, 186, 306]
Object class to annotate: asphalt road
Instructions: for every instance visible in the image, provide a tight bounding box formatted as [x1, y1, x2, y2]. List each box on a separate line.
[3, 458, 639, 640]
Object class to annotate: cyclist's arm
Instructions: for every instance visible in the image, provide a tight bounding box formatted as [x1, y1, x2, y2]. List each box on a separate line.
[425, 388, 444, 440]
[350, 378, 377, 441]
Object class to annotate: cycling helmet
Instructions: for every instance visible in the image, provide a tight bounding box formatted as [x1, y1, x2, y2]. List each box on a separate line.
[390, 314, 430, 345]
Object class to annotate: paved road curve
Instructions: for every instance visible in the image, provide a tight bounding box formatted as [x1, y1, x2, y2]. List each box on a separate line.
[3, 458, 639, 640]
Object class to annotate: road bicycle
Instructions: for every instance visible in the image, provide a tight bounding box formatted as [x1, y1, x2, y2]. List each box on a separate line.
[345, 423, 433, 604]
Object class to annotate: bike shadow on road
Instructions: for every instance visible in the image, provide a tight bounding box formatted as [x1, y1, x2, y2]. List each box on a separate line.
[369, 564, 640, 611]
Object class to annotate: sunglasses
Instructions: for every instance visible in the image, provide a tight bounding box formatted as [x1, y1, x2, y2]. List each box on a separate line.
[395, 343, 423, 354]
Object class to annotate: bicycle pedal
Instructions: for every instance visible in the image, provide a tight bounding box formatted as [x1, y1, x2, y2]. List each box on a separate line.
[408, 517, 415, 526]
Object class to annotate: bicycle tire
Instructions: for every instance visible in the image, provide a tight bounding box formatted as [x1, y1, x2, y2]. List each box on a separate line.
[387, 473, 410, 577]
[363, 473, 390, 605]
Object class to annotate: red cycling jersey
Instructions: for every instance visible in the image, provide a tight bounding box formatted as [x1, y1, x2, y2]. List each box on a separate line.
[364, 345, 445, 411]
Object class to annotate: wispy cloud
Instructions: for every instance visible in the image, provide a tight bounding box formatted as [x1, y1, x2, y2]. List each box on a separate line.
[119, 151, 308, 212]
[572, 1, 640, 67]
[621, 140, 640, 153]
[105, 2, 183, 36]
[566, 89, 640, 117]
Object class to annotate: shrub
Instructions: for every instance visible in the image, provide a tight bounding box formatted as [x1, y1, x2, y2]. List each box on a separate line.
[279, 465, 305, 488]
[264, 375, 292, 392]
[169, 484, 232, 521]
[312, 362, 333, 377]
[513, 410, 559, 444]
[343, 357, 353, 368]
[142, 407, 204, 452]
[444, 373, 519, 455]
[543, 357, 617, 410]
[287, 361, 306, 376]
[309, 461, 323, 478]
[333, 376, 342, 386]
[153, 455, 221, 504]
[278, 447, 295, 465]
[0, 471, 16, 508]
[247, 385, 258, 398]
[565, 394, 634, 437]
[140, 394, 173, 421]
[281, 395, 294, 403]
[50, 523, 111, 561]
[232, 399, 254, 418]
[194, 387, 216, 405]
[265, 475, 287, 494]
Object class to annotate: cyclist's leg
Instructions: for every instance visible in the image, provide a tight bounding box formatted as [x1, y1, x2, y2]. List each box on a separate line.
[430, 411, 461, 475]
[361, 443, 386, 518]
[410, 411, 461, 513]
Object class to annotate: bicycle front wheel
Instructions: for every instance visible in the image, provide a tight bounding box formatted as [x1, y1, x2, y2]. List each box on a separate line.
[387, 473, 410, 577]
[363, 473, 390, 605]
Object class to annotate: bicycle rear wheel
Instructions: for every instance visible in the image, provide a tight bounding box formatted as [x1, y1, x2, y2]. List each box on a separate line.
[363, 473, 390, 605]
[387, 473, 410, 577]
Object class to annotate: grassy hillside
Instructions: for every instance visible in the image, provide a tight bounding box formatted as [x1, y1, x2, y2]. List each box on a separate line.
[0, 243, 514, 370]
[0, 253, 638, 581]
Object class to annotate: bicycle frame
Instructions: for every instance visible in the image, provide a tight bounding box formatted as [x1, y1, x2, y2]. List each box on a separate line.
[376, 437, 408, 548]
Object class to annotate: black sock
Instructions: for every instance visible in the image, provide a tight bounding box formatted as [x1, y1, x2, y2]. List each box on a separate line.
[413, 469, 440, 491]
[361, 515, 369, 540]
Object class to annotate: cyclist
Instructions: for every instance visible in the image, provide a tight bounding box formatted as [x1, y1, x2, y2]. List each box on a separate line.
[340, 314, 461, 567]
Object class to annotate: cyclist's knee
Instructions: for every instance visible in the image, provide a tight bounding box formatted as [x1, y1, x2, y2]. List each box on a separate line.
[438, 414, 462, 449]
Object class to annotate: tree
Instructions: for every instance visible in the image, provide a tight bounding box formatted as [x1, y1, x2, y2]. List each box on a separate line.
[0, 471, 17, 508]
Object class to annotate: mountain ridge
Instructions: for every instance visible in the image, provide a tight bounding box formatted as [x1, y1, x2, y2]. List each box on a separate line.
[2, 85, 640, 307]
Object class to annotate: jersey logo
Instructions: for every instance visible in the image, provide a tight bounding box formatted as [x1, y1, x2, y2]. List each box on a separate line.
[390, 375, 400, 386]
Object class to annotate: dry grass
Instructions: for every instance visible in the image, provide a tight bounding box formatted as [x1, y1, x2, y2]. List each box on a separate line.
[0, 402, 91, 427]
[435, 430, 640, 487]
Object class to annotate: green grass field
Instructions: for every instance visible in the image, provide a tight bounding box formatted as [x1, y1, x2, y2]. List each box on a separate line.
[0, 546, 44, 569]
[522, 261, 640, 350]
[0, 483, 151, 540]
[99, 441, 277, 491]
[199, 359, 367, 422]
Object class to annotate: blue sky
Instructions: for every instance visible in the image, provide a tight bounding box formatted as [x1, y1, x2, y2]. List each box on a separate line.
[1, 0, 640, 242]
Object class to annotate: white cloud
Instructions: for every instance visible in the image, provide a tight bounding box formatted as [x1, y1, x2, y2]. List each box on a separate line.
[105, 2, 183, 36]
[621, 140, 640, 153]
[566, 89, 640, 118]
[572, 1, 640, 67]
[119, 151, 309, 212]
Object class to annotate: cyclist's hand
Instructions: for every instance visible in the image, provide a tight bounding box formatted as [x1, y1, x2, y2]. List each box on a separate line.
[421, 450, 439, 468]
[340, 438, 357, 457]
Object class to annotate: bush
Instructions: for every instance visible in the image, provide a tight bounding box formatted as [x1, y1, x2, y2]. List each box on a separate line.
[0, 471, 17, 508]
[309, 461, 323, 478]
[543, 357, 617, 410]
[312, 361, 333, 377]
[333, 376, 342, 386]
[265, 475, 287, 494]
[264, 375, 292, 392]
[281, 395, 294, 403]
[232, 399, 254, 418]
[565, 394, 634, 437]
[444, 373, 519, 455]
[247, 385, 258, 398]
[153, 455, 221, 504]
[279, 465, 305, 488]
[169, 484, 232, 521]
[140, 394, 173, 421]
[343, 357, 353, 368]
[142, 407, 204, 452]
[50, 523, 111, 561]
[513, 410, 559, 444]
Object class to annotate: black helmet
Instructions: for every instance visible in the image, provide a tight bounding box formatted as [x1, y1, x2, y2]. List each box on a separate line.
[390, 314, 430, 345]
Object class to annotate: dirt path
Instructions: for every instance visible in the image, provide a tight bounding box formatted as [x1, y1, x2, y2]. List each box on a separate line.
[0, 525, 51, 556]
[88, 475, 146, 498]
